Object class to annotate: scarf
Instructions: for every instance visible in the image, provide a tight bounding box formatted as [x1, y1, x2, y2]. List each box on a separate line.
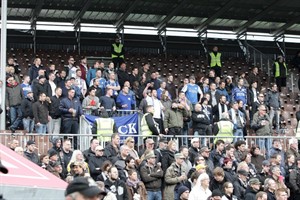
[230, 109, 244, 127]
[126, 178, 140, 188]
[218, 103, 228, 120]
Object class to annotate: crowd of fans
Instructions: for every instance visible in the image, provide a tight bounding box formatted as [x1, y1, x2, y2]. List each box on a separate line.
[0, 46, 297, 200]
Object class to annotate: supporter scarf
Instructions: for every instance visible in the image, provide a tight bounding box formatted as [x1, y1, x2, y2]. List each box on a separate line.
[218, 103, 228, 120]
[126, 178, 140, 188]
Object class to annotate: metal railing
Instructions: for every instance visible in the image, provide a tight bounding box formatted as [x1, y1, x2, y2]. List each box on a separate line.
[1, 133, 297, 156]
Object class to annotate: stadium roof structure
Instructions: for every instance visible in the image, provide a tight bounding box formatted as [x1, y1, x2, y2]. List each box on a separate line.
[4, 0, 300, 38]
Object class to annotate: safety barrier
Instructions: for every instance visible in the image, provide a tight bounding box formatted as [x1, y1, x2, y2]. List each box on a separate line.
[1, 133, 297, 156]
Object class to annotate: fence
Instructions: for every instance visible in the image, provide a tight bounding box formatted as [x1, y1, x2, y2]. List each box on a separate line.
[1, 133, 297, 156]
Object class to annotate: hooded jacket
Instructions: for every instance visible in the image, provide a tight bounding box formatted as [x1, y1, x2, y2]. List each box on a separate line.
[6, 82, 23, 107]
[21, 96, 34, 118]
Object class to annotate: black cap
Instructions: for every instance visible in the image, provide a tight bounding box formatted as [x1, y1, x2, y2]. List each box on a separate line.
[48, 149, 58, 158]
[26, 140, 35, 146]
[0, 160, 8, 174]
[65, 177, 106, 197]
[49, 161, 61, 168]
[158, 138, 167, 143]
[211, 189, 222, 197]
[237, 169, 249, 176]
[38, 75, 46, 79]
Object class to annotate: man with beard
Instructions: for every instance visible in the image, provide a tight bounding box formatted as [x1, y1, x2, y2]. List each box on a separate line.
[212, 94, 229, 122]
[24, 140, 39, 165]
[105, 166, 128, 200]
[88, 145, 106, 181]
[21, 91, 35, 133]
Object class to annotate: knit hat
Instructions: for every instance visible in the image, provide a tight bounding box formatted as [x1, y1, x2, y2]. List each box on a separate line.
[65, 177, 106, 197]
[177, 185, 189, 197]
[211, 189, 222, 197]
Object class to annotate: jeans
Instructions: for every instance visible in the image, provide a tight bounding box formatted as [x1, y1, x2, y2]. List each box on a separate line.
[233, 128, 244, 143]
[269, 108, 280, 131]
[257, 138, 272, 155]
[47, 118, 61, 134]
[35, 124, 47, 134]
[181, 121, 190, 146]
[147, 191, 162, 200]
[62, 118, 79, 149]
[9, 105, 23, 129]
[23, 118, 34, 133]
[194, 130, 206, 147]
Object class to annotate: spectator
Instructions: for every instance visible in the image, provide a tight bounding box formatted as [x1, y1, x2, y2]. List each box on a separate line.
[140, 151, 163, 200]
[188, 138, 200, 165]
[181, 76, 203, 108]
[75, 69, 87, 98]
[192, 103, 211, 147]
[210, 140, 225, 167]
[207, 83, 221, 108]
[269, 166, 289, 196]
[251, 104, 272, 154]
[242, 152, 257, 178]
[266, 83, 281, 130]
[245, 178, 261, 200]
[32, 92, 50, 134]
[177, 185, 189, 200]
[234, 140, 247, 163]
[104, 133, 120, 162]
[164, 100, 188, 145]
[67, 150, 89, 174]
[78, 57, 88, 81]
[96, 160, 112, 182]
[124, 137, 139, 160]
[180, 146, 192, 175]
[8, 139, 19, 151]
[223, 158, 237, 183]
[82, 87, 100, 115]
[286, 138, 299, 158]
[233, 169, 248, 199]
[86, 60, 100, 85]
[257, 160, 271, 185]
[24, 140, 39, 165]
[106, 72, 121, 97]
[66, 161, 89, 183]
[248, 66, 261, 91]
[160, 90, 172, 111]
[64, 56, 76, 79]
[273, 56, 287, 92]
[62, 139, 73, 172]
[155, 138, 168, 164]
[104, 166, 128, 200]
[99, 88, 117, 111]
[116, 86, 135, 110]
[40, 154, 50, 169]
[189, 173, 212, 200]
[117, 63, 129, 88]
[264, 178, 277, 200]
[83, 138, 99, 162]
[57, 70, 67, 88]
[29, 58, 44, 82]
[48, 72, 57, 96]
[248, 81, 259, 119]
[48, 87, 62, 134]
[164, 153, 187, 200]
[275, 188, 288, 200]
[231, 78, 247, 108]
[90, 70, 106, 95]
[250, 146, 264, 173]
[209, 190, 223, 200]
[129, 67, 139, 87]
[90, 78, 103, 99]
[125, 169, 147, 200]
[15, 146, 24, 156]
[33, 75, 51, 101]
[210, 167, 227, 192]
[20, 75, 32, 97]
[229, 101, 246, 142]
[200, 146, 214, 170]
[166, 74, 176, 99]
[222, 182, 237, 200]
[217, 81, 230, 103]
[21, 91, 35, 133]
[88, 145, 106, 181]
[59, 88, 83, 149]
[6, 75, 24, 133]
[65, 177, 106, 200]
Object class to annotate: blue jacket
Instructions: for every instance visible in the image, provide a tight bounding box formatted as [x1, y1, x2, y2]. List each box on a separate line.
[116, 92, 135, 110]
[59, 97, 83, 119]
[231, 86, 247, 105]
[217, 88, 230, 102]
[86, 68, 97, 85]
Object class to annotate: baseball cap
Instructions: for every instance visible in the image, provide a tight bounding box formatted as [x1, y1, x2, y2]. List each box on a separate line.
[65, 177, 106, 197]
[145, 152, 156, 160]
[249, 178, 261, 185]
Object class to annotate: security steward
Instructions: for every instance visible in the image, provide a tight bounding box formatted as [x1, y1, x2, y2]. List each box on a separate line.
[111, 37, 124, 68]
[209, 46, 222, 77]
[273, 55, 288, 92]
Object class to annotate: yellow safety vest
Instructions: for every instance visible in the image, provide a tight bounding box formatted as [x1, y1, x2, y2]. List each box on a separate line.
[274, 62, 288, 77]
[214, 120, 233, 144]
[112, 43, 124, 59]
[141, 113, 153, 138]
[210, 52, 222, 67]
[96, 118, 114, 142]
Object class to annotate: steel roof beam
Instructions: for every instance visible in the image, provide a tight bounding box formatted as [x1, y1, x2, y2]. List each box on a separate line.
[156, 0, 189, 31]
[196, 0, 236, 33]
[114, 0, 140, 29]
[272, 16, 300, 37]
[29, 0, 44, 24]
[235, 0, 286, 35]
[72, 0, 92, 27]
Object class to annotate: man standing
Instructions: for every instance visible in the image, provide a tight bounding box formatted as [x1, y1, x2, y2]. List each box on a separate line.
[209, 46, 222, 77]
[140, 105, 160, 138]
[232, 78, 248, 108]
[24, 140, 39, 165]
[181, 76, 203, 108]
[21, 91, 35, 133]
[104, 133, 120, 162]
[164, 100, 188, 145]
[116, 86, 135, 110]
[59, 89, 83, 149]
[164, 153, 187, 200]
[117, 63, 129, 88]
[229, 101, 246, 142]
[266, 83, 281, 131]
[48, 87, 62, 134]
[83, 138, 99, 163]
[32, 93, 50, 134]
[251, 105, 272, 154]
[166, 75, 176, 99]
[104, 166, 128, 200]
[6, 75, 24, 133]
